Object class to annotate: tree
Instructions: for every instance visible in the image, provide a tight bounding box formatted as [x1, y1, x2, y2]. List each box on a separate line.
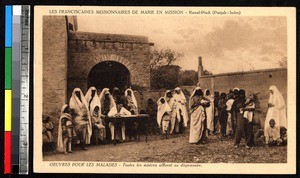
[149, 48, 184, 89]
[178, 70, 198, 86]
[151, 65, 181, 89]
[203, 69, 213, 76]
[149, 48, 183, 69]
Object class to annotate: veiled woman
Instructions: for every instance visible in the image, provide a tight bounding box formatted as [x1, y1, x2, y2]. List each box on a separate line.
[204, 89, 214, 135]
[57, 104, 75, 153]
[265, 85, 287, 137]
[85, 86, 106, 144]
[69, 88, 91, 150]
[99, 88, 116, 116]
[189, 87, 210, 144]
[124, 88, 138, 115]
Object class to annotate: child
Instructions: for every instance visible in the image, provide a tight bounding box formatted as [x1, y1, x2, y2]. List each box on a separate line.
[157, 97, 172, 139]
[243, 94, 256, 148]
[57, 104, 74, 154]
[43, 116, 54, 143]
[280, 126, 287, 146]
[265, 119, 282, 146]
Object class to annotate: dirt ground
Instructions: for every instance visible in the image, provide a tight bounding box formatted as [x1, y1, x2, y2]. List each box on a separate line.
[43, 131, 287, 163]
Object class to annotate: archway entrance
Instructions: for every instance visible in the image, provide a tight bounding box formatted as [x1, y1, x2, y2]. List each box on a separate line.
[87, 61, 131, 93]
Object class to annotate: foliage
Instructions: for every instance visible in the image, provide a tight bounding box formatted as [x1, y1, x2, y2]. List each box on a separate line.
[149, 48, 183, 70]
[151, 65, 181, 90]
[178, 70, 198, 86]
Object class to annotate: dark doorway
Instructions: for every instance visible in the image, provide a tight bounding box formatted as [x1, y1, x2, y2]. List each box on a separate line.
[88, 61, 131, 93]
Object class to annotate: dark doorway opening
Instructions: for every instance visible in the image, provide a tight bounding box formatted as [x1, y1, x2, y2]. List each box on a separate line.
[88, 61, 131, 93]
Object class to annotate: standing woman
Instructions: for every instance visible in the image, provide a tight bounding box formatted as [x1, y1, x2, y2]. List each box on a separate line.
[69, 88, 91, 150]
[189, 87, 210, 144]
[265, 85, 287, 137]
[204, 89, 214, 135]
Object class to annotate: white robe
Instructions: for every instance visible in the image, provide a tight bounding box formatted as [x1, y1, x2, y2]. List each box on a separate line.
[189, 87, 208, 143]
[125, 88, 138, 114]
[204, 90, 214, 132]
[173, 88, 189, 127]
[265, 85, 287, 137]
[157, 97, 172, 128]
[69, 88, 92, 144]
[164, 90, 177, 134]
[57, 104, 72, 153]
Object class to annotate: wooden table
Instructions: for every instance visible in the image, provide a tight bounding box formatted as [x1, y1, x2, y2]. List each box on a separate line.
[103, 114, 150, 144]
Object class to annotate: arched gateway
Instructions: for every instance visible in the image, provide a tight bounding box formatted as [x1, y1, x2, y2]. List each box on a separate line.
[42, 16, 153, 120]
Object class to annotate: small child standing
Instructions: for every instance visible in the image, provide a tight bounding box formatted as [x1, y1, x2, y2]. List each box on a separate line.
[265, 119, 282, 146]
[280, 126, 287, 146]
[157, 97, 172, 139]
[43, 116, 54, 143]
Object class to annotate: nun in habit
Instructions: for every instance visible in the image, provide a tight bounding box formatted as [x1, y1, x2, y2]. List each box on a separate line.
[99, 88, 116, 116]
[264, 85, 287, 137]
[85, 86, 106, 144]
[173, 87, 189, 129]
[204, 89, 214, 135]
[189, 87, 210, 144]
[164, 90, 177, 134]
[124, 88, 138, 115]
[69, 88, 92, 150]
[157, 97, 172, 139]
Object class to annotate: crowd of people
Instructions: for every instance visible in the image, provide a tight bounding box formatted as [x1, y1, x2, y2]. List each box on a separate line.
[42, 84, 287, 154]
[187, 85, 287, 148]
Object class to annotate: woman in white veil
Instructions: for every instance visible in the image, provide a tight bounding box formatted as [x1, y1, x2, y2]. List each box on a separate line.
[69, 88, 92, 150]
[264, 85, 287, 136]
[125, 88, 138, 114]
[99, 88, 116, 116]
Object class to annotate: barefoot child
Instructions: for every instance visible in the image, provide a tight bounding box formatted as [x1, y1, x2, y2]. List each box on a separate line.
[43, 116, 54, 142]
[265, 119, 282, 146]
[157, 97, 172, 139]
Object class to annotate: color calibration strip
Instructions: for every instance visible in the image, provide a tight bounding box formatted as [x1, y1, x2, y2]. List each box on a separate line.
[4, 5, 30, 174]
[5, 5, 13, 174]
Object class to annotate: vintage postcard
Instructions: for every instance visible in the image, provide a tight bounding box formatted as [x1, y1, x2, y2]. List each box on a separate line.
[34, 6, 296, 174]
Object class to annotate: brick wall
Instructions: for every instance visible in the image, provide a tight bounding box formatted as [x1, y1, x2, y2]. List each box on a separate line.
[67, 31, 152, 107]
[42, 16, 68, 120]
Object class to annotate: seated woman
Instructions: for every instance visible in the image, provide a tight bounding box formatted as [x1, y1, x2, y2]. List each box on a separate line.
[91, 106, 106, 145]
[125, 88, 138, 115]
[108, 100, 131, 143]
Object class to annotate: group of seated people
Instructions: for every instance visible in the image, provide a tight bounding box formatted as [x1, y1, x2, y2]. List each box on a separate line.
[54, 86, 139, 154]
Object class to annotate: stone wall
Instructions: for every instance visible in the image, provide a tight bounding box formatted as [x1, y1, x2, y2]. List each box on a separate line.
[67, 31, 152, 106]
[42, 16, 68, 120]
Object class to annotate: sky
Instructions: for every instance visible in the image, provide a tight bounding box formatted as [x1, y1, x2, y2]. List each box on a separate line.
[77, 15, 287, 74]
